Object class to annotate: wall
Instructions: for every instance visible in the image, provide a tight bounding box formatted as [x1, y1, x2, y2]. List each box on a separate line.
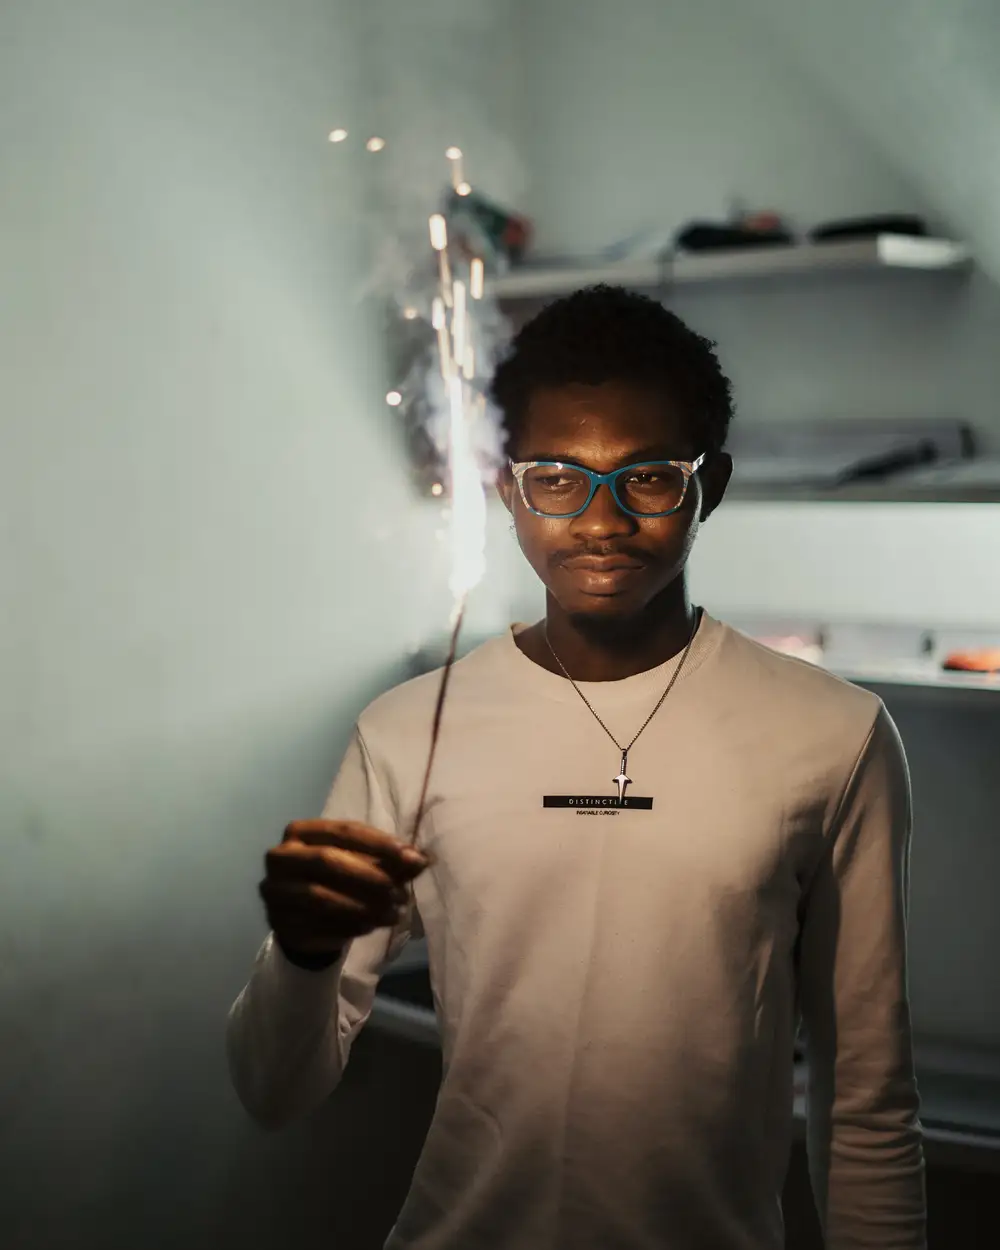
[2, 3, 998, 1244]
[511, 0, 1000, 453]
[0, 2, 517, 1246]
[749, 0, 1000, 284]
[500, 0, 1000, 1054]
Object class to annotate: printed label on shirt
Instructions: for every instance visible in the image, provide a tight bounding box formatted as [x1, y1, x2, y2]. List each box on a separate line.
[542, 795, 653, 811]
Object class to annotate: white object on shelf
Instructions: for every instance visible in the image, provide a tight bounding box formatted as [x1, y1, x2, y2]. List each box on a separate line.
[491, 235, 971, 300]
[732, 618, 1000, 693]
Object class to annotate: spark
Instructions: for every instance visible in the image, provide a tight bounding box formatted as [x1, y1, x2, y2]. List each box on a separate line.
[328, 128, 348, 143]
[366, 136, 386, 152]
[429, 214, 448, 251]
[470, 258, 484, 299]
[452, 280, 467, 369]
[385, 391, 402, 407]
[446, 374, 486, 610]
[446, 146, 467, 193]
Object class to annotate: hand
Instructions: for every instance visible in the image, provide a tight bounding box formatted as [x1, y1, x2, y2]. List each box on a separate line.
[259, 820, 431, 959]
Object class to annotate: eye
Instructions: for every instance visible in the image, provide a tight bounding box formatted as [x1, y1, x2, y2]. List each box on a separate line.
[623, 471, 665, 488]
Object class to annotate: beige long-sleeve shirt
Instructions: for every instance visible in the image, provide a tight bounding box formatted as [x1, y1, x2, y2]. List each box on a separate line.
[227, 611, 926, 1249]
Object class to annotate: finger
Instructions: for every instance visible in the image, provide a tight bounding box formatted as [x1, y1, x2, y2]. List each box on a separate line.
[260, 880, 401, 939]
[266, 843, 411, 900]
[286, 820, 430, 873]
[272, 915, 381, 948]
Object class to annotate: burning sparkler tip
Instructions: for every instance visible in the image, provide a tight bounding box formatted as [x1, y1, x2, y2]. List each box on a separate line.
[429, 214, 448, 251]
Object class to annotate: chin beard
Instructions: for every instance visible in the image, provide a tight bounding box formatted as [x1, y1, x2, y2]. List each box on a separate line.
[562, 575, 690, 648]
[565, 607, 648, 649]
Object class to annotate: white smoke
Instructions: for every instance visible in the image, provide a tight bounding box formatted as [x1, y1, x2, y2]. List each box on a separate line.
[329, 0, 526, 643]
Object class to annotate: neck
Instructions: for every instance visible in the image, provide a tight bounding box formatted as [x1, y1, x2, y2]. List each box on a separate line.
[528, 579, 697, 682]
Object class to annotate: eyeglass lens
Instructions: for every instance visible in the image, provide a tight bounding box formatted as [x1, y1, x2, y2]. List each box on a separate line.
[522, 464, 687, 516]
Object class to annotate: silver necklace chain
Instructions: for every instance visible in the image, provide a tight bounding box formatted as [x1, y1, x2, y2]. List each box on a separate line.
[544, 612, 700, 760]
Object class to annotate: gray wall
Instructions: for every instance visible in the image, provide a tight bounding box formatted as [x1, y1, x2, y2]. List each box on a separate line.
[0, 1, 514, 1245]
[3, 2, 999, 1247]
[504, 2, 1000, 1060]
[512, 0, 1000, 451]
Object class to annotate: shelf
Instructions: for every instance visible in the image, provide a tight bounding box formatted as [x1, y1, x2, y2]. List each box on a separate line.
[405, 642, 1000, 696]
[491, 235, 971, 301]
[834, 662, 1000, 693]
[727, 475, 1000, 504]
[793, 1059, 1000, 1173]
[371, 965, 1000, 1171]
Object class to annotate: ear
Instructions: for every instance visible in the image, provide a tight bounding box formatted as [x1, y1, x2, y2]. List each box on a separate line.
[699, 452, 733, 522]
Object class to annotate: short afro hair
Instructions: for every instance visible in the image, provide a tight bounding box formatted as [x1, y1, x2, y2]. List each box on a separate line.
[490, 284, 734, 458]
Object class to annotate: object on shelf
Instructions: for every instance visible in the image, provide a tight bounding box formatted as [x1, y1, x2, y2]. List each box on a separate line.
[675, 215, 793, 253]
[729, 617, 1000, 692]
[727, 417, 973, 490]
[878, 458, 1000, 489]
[822, 623, 934, 669]
[446, 187, 532, 271]
[491, 234, 970, 301]
[811, 213, 927, 242]
[752, 632, 825, 665]
[943, 648, 1000, 673]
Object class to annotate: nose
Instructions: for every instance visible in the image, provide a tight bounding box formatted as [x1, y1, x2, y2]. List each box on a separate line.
[571, 481, 636, 539]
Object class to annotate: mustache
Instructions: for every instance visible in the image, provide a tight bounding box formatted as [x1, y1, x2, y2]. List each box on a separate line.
[552, 544, 650, 564]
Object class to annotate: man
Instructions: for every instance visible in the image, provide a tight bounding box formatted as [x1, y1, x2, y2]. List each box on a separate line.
[228, 285, 926, 1248]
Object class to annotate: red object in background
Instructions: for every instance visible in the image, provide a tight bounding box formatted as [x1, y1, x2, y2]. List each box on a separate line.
[942, 648, 1000, 672]
[741, 210, 785, 233]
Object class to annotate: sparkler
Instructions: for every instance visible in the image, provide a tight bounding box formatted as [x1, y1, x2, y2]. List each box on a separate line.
[325, 128, 495, 951]
[318, 135, 494, 959]
[404, 170, 489, 857]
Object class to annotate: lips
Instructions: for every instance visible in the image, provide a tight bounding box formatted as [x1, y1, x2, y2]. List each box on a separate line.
[561, 555, 647, 572]
[557, 553, 648, 597]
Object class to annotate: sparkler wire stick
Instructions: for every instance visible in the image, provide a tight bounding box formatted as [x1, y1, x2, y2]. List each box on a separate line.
[381, 595, 466, 965]
[406, 595, 466, 847]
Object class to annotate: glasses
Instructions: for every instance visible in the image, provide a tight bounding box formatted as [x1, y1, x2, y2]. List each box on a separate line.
[510, 454, 706, 519]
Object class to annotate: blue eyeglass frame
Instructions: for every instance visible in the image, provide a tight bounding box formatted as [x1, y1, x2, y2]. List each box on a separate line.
[510, 454, 706, 519]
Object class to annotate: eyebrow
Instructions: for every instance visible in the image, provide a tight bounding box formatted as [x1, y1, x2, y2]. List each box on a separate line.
[517, 446, 683, 470]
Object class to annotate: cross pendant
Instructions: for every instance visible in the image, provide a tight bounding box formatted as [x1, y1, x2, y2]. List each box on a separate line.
[613, 750, 632, 803]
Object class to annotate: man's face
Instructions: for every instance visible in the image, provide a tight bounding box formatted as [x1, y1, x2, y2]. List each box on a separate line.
[498, 381, 730, 624]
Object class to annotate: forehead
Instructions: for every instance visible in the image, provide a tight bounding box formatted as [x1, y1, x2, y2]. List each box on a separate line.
[517, 381, 694, 464]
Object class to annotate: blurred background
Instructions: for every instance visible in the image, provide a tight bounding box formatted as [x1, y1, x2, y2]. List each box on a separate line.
[1, 1, 998, 1247]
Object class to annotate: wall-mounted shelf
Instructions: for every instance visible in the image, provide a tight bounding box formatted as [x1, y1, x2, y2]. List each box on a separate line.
[836, 662, 1000, 693]
[491, 234, 971, 301]
[372, 953, 1000, 1172]
[727, 481, 1000, 504]
[406, 639, 1000, 696]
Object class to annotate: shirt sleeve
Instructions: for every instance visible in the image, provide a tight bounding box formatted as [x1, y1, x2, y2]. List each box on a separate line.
[225, 726, 418, 1129]
[797, 705, 927, 1249]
